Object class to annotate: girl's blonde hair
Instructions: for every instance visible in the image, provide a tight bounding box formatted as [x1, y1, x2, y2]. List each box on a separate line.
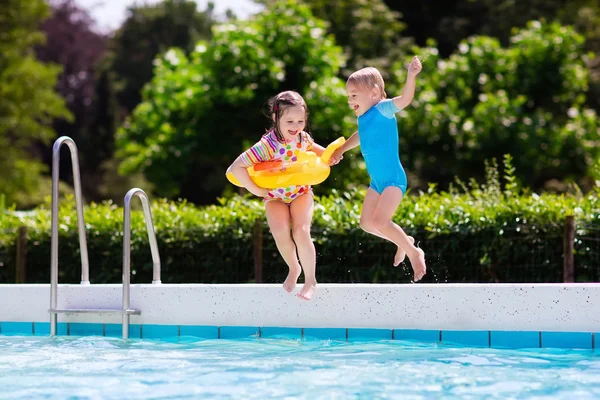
[346, 67, 387, 99]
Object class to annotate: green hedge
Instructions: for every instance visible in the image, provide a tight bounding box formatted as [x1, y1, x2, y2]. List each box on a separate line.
[1, 165, 599, 284]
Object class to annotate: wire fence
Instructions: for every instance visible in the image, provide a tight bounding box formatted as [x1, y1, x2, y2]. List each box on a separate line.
[575, 221, 600, 282]
[1, 217, 598, 285]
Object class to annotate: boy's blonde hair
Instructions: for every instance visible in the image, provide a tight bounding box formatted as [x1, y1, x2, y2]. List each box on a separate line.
[346, 67, 387, 99]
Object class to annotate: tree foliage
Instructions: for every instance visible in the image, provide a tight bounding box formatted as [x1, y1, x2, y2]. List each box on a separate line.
[384, 0, 570, 56]
[382, 0, 600, 109]
[0, 0, 71, 206]
[108, 0, 216, 114]
[392, 22, 599, 190]
[35, 0, 113, 202]
[117, 0, 364, 203]
[261, 0, 411, 78]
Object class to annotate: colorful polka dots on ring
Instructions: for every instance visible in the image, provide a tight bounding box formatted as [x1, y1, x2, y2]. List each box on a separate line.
[262, 131, 314, 204]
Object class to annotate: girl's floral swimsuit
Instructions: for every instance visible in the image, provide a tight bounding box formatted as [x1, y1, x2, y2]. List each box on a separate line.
[240, 130, 314, 204]
[242, 131, 314, 204]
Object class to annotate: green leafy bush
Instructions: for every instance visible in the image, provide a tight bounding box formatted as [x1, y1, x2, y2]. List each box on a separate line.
[116, 0, 364, 204]
[1, 160, 598, 284]
[392, 21, 599, 191]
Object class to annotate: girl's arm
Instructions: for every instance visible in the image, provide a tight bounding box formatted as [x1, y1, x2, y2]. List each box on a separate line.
[304, 131, 324, 157]
[311, 143, 325, 157]
[392, 56, 422, 111]
[227, 156, 269, 197]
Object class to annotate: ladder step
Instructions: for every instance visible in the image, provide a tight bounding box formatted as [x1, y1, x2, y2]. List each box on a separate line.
[49, 308, 141, 315]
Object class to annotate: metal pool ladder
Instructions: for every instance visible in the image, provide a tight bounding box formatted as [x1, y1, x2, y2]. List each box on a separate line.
[48, 136, 161, 339]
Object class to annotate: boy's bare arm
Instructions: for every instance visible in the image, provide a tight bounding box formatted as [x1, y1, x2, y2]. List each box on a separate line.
[392, 56, 422, 111]
[339, 131, 360, 153]
[328, 131, 358, 165]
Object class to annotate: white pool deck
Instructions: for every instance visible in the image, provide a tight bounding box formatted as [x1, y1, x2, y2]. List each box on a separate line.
[1, 283, 598, 332]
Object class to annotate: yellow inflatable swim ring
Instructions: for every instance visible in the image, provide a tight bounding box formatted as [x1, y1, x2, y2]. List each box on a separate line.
[226, 137, 345, 188]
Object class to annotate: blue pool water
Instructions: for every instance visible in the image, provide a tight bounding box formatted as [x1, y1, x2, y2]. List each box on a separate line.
[0, 336, 599, 399]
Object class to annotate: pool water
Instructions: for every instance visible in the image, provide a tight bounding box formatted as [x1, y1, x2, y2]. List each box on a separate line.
[0, 336, 599, 399]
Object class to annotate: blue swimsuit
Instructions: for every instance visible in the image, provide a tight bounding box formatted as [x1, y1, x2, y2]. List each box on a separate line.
[357, 99, 408, 195]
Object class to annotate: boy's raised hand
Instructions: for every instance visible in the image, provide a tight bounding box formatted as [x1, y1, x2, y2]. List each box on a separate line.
[408, 56, 422, 76]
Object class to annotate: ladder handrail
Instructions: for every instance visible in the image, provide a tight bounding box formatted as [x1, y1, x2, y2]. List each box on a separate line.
[51, 136, 90, 284]
[122, 188, 162, 339]
[50, 136, 90, 336]
[49, 136, 162, 340]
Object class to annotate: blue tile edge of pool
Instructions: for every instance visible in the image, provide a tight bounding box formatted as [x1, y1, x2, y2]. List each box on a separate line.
[0, 322, 596, 350]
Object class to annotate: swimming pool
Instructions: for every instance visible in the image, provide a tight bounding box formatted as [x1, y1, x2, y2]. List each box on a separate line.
[1, 335, 599, 399]
[1, 283, 599, 348]
[1, 283, 599, 398]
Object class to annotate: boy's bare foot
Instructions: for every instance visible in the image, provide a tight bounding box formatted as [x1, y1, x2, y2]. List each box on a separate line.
[394, 236, 415, 266]
[409, 248, 427, 282]
[296, 280, 316, 301]
[283, 266, 301, 293]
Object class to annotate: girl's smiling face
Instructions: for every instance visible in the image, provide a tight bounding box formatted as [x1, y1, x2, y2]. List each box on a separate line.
[275, 105, 306, 141]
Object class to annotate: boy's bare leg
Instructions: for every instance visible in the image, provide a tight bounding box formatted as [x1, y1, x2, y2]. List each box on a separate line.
[369, 187, 427, 281]
[360, 188, 415, 266]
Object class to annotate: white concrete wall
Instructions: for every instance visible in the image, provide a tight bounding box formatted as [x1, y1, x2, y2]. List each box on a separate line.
[0, 283, 598, 332]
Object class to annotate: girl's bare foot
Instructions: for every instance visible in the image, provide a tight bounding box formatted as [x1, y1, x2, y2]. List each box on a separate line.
[408, 248, 427, 282]
[283, 265, 301, 293]
[394, 236, 415, 266]
[296, 279, 316, 300]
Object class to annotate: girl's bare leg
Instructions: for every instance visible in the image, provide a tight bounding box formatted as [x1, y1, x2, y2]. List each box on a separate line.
[290, 193, 317, 300]
[265, 200, 301, 292]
